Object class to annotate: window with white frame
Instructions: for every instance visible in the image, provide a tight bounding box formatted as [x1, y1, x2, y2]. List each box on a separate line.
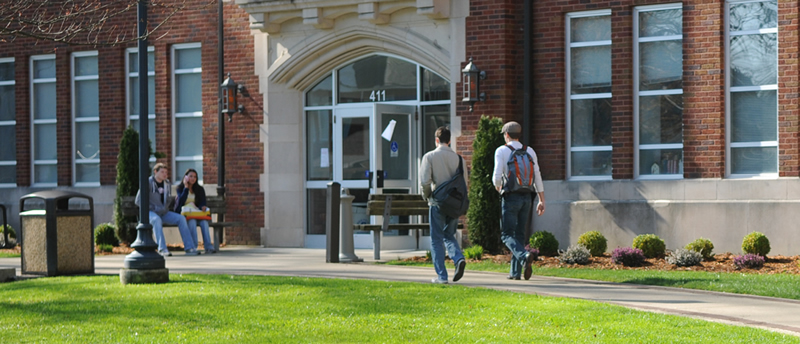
[72, 51, 100, 186]
[566, 10, 612, 180]
[726, 0, 778, 177]
[634, 4, 683, 179]
[126, 47, 156, 159]
[31, 55, 57, 186]
[0, 58, 15, 187]
[172, 43, 203, 181]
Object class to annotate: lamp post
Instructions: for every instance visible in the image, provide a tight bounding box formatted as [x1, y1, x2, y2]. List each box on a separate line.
[461, 57, 487, 112]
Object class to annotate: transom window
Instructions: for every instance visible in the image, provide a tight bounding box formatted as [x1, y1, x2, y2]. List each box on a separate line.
[0, 58, 14, 187]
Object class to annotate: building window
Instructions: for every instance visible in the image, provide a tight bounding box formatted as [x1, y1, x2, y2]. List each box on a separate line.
[726, 0, 778, 177]
[0, 58, 15, 187]
[171, 43, 202, 181]
[126, 47, 156, 159]
[72, 51, 100, 186]
[30, 55, 57, 186]
[634, 4, 683, 179]
[566, 10, 612, 180]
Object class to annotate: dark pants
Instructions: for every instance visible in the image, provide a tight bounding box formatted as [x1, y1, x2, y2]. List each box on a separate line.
[501, 193, 531, 278]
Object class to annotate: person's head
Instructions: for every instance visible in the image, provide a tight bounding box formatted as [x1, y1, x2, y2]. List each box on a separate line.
[501, 121, 522, 141]
[152, 163, 169, 182]
[182, 168, 199, 188]
[435, 126, 451, 146]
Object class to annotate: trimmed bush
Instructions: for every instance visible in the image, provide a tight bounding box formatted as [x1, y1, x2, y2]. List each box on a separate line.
[685, 238, 715, 260]
[558, 245, 590, 265]
[611, 247, 646, 267]
[97, 244, 114, 253]
[741, 231, 770, 257]
[529, 231, 559, 256]
[734, 253, 765, 270]
[0, 224, 17, 247]
[463, 245, 484, 260]
[467, 116, 506, 254]
[632, 234, 666, 258]
[577, 231, 607, 256]
[666, 248, 702, 267]
[94, 223, 119, 247]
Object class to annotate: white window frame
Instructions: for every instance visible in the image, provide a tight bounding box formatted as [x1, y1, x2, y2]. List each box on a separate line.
[71, 51, 100, 187]
[30, 54, 57, 187]
[725, 0, 779, 179]
[566, 9, 613, 181]
[171, 43, 203, 182]
[125, 46, 156, 163]
[0, 57, 15, 188]
[633, 3, 684, 180]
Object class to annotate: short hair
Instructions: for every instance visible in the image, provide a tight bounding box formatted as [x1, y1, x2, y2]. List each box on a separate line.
[153, 162, 168, 174]
[506, 131, 521, 140]
[435, 126, 451, 144]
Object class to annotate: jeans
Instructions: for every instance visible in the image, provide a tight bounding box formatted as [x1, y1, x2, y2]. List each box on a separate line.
[187, 219, 213, 251]
[429, 204, 464, 281]
[501, 193, 532, 278]
[149, 211, 196, 252]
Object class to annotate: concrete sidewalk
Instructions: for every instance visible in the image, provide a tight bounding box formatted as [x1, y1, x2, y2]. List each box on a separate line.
[2, 246, 800, 336]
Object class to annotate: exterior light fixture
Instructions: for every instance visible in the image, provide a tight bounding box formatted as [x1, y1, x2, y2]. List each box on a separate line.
[461, 57, 486, 112]
[220, 72, 245, 122]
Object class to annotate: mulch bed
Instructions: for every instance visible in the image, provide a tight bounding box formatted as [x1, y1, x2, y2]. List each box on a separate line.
[400, 252, 800, 275]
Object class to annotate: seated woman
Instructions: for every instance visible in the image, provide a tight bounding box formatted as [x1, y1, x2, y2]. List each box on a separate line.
[174, 168, 215, 254]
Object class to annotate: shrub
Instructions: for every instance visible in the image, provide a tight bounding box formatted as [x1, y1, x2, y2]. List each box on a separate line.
[467, 116, 506, 254]
[524, 244, 540, 261]
[114, 125, 163, 245]
[577, 231, 607, 256]
[529, 231, 559, 256]
[734, 253, 765, 270]
[611, 247, 646, 267]
[94, 223, 119, 247]
[425, 250, 432, 262]
[558, 245, 590, 265]
[666, 248, 702, 267]
[0, 224, 17, 247]
[463, 245, 484, 260]
[685, 238, 715, 260]
[96, 244, 114, 253]
[741, 231, 770, 257]
[632, 234, 666, 258]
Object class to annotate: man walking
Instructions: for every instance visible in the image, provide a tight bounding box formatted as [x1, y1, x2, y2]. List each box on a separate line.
[135, 163, 200, 256]
[420, 127, 467, 284]
[492, 121, 545, 280]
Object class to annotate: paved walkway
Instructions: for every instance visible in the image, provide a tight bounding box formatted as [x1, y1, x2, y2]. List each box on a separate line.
[2, 246, 800, 336]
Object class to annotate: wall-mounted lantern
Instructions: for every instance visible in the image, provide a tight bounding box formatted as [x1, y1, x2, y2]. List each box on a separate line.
[220, 72, 245, 122]
[461, 57, 486, 112]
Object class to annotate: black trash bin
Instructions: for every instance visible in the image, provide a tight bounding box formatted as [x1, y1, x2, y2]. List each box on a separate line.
[20, 190, 94, 276]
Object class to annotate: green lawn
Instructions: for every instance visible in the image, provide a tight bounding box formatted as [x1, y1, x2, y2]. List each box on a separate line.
[0, 252, 19, 258]
[386, 259, 800, 300]
[0, 274, 795, 343]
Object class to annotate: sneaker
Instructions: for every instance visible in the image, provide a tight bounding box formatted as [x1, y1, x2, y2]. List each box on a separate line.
[507, 275, 521, 280]
[158, 250, 172, 257]
[523, 252, 534, 280]
[453, 259, 466, 282]
[185, 249, 201, 256]
[205, 249, 216, 254]
[431, 278, 448, 284]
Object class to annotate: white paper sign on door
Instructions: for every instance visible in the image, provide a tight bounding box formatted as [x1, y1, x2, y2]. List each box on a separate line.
[381, 119, 396, 141]
[320, 148, 329, 168]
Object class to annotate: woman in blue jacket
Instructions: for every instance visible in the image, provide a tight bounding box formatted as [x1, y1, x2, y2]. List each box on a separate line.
[174, 168, 215, 253]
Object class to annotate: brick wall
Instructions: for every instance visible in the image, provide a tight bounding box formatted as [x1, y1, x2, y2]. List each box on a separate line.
[0, 1, 264, 245]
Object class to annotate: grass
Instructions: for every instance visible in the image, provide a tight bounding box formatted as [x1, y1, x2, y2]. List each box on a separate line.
[0, 274, 796, 343]
[0, 252, 19, 258]
[386, 259, 800, 300]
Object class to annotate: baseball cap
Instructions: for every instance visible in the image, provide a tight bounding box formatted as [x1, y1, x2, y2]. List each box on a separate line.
[501, 121, 521, 134]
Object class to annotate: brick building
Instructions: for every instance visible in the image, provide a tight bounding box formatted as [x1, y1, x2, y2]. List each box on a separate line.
[3, 0, 799, 254]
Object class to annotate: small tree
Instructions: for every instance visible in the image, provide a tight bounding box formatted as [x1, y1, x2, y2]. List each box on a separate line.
[467, 116, 505, 254]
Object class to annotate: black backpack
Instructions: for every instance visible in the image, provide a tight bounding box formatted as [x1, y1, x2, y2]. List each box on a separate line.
[501, 144, 537, 195]
[431, 156, 469, 218]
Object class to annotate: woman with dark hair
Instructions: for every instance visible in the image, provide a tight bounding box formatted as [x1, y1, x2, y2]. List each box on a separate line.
[174, 168, 215, 253]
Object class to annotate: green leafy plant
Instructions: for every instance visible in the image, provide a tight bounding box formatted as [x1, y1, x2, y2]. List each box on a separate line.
[467, 116, 506, 254]
[529, 231, 559, 256]
[96, 244, 114, 253]
[666, 248, 702, 267]
[632, 234, 666, 258]
[558, 245, 590, 265]
[0, 224, 17, 247]
[685, 238, 715, 260]
[463, 245, 484, 260]
[577, 230, 607, 256]
[94, 223, 119, 247]
[741, 231, 770, 257]
[425, 250, 432, 262]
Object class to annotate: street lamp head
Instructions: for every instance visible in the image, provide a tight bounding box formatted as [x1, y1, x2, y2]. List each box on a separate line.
[461, 57, 487, 112]
[220, 72, 245, 122]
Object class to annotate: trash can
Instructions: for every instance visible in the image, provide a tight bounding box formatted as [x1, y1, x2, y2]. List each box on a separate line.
[20, 190, 94, 276]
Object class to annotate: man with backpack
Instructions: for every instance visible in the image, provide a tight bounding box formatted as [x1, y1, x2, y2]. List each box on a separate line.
[492, 121, 545, 280]
[420, 126, 467, 284]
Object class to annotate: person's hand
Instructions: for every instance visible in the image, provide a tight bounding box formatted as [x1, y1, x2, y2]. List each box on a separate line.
[183, 175, 190, 188]
[201, 206, 207, 211]
[536, 201, 545, 216]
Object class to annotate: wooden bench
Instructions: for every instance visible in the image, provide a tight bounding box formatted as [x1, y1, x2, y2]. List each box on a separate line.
[121, 195, 242, 252]
[353, 194, 462, 259]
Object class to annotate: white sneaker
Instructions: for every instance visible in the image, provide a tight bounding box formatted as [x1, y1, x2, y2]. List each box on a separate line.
[431, 278, 448, 284]
[158, 250, 172, 257]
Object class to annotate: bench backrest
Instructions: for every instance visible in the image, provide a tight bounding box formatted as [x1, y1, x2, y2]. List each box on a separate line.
[120, 195, 227, 217]
[366, 194, 428, 217]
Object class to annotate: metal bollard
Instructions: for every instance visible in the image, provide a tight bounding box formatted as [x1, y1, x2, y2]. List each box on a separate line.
[339, 189, 362, 262]
[325, 182, 340, 263]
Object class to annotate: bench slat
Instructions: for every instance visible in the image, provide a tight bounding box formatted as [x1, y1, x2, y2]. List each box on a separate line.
[368, 194, 425, 201]
[354, 223, 464, 231]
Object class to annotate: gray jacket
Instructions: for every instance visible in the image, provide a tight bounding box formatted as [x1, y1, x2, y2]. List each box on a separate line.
[419, 145, 468, 204]
[135, 176, 173, 216]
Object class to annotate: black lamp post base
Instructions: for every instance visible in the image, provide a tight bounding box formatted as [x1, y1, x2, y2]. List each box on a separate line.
[120, 268, 169, 285]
